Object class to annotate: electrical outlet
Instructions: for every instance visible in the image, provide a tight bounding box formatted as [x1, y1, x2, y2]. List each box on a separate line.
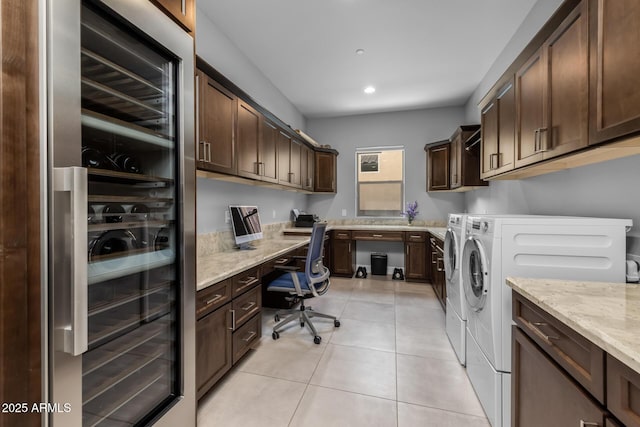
[341, 209, 347, 217]
[224, 210, 230, 224]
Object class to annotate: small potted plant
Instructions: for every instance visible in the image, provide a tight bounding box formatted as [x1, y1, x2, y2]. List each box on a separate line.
[402, 201, 419, 225]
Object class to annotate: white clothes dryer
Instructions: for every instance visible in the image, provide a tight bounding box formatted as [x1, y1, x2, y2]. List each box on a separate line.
[444, 213, 468, 365]
[461, 215, 631, 427]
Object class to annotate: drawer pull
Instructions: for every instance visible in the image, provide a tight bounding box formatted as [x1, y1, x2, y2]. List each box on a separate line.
[410, 235, 421, 239]
[237, 276, 259, 290]
[431, 252, 437, 264]
[205, 294, 223, 306]
[372, 234, 383, 238]
[338, 233, 348, 237]
[241, 301, 256, 311]
[436, 258, 444, 272]
[274, 258, 289, 264]
[579, 421, 599, 427]
[229, 309, 236, 331]
[531, 322, 560, 342]
[242, 331, 257, 342]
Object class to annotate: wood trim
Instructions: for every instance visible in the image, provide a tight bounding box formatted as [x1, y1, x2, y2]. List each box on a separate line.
[1, 0, 41, 426]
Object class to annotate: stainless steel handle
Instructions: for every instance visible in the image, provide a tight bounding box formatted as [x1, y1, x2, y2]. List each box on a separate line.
[241, 301, 256, 311]
[229, 309, 236, 331]
[534, 128, 540, 152]
[579, 421, 599, 427]
[54, 167, 88, 356]
[431, 252, 438, 264]
[206, 142, 212, 163]
[490, 153, 499, 170]
[531, 322, 560, 342]
[410, 235, 422, 239]
[436, 258, 444, 272]
[195, 74, 200, 147]
[198, 141, 206, 161]
[242, 331, 257, 342]
[205, 294, 223, 306]
[539, 127, 548, 152]
[372, 234, 383, 238]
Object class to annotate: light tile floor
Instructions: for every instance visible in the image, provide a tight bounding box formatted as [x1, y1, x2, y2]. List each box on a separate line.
[198, 276, 490, 427]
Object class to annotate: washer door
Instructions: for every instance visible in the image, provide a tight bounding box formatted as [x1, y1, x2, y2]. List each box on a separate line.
[462, 237, 489, 312]
[443, 228, 458, 281]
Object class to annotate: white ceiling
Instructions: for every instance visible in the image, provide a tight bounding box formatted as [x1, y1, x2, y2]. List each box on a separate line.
[199, 0, 537, 118]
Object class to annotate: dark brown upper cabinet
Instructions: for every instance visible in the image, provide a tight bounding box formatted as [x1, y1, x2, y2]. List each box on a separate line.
[426, 142, 450, 191]
[314, 150, 337, 193]
[236, 100, 262, 180]
[196, 70, 237, 175]
[449, 125, 486, 190]
[150, 0, 195, 33]
[300, 144, 314, 191]
[589, 0, 640, 145]
[259, 118, 279, 184]
[481, 79, 516, 179]
[277, 130, 293, 186]
[515, 0, 588, 169]
[289, 138, 302, 188]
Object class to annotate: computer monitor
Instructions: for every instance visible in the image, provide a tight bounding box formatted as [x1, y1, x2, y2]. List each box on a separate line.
[229, 205, 263, 250]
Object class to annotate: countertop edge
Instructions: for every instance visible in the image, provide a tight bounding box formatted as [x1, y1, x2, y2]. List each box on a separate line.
[506, 276, 640, 374]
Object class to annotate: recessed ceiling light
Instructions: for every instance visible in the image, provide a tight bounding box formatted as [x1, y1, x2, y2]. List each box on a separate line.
[355, 49, 365, 55]
[364, 86, 376, 94]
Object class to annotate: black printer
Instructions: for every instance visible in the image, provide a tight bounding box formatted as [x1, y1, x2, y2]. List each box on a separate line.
[292, 209, 317, 227]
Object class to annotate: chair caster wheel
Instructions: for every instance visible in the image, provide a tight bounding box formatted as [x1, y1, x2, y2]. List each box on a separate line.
[314, 336, 321, 345]
[334, 320, 341, 327]
[272, 331, 280, 340]
[274, 314, 280, 322]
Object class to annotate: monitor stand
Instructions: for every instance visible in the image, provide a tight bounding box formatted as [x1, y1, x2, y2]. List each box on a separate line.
[237, 242, 257, 250]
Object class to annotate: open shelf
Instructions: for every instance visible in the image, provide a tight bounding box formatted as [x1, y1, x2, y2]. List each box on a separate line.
[82, 109, 173, 149]
[88, 168, 173, 187]
[88, 249, 174, 285]
[88, 194, 173, 208]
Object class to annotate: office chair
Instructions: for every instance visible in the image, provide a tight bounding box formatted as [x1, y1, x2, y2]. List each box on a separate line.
[267, 222, 340, 344]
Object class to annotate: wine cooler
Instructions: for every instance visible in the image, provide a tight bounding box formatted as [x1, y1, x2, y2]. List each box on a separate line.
[48, 1, 195, 426]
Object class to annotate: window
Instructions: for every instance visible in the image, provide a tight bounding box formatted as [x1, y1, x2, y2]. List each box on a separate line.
[356, 147, 404, 217]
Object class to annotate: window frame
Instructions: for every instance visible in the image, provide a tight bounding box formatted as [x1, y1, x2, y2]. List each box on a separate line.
[354, 146, 405, 218]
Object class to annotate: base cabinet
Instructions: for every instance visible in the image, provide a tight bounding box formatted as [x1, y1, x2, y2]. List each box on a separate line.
[512, 326, 606, 427]
[331, 231, 354, 277]
[429, 234, 446, 310]
[196, 303, 232, 399]
[405, 232, 428, 282]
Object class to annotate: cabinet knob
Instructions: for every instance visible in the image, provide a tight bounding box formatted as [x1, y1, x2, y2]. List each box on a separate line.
[579, 421, 599, 427]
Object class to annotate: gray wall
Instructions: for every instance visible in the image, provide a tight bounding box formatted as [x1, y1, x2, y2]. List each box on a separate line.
[195, 7, 310, 234]
[306, 107, 468, 223]
[462, 0, 640, 239]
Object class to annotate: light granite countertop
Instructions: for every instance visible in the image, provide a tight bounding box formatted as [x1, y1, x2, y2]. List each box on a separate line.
[197, 236, 309, 291]
[506, 277, 640, 374]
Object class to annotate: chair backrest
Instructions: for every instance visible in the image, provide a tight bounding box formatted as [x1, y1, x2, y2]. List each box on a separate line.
[305, 222, 330, 294]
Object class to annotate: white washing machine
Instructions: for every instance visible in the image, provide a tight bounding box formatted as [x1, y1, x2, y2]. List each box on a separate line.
[444, 213, 468, 365]
[462, 215, 631, 427]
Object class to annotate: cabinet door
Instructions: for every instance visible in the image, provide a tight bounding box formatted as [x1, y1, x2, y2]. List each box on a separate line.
[277, 130, 292, 185]
[198, 72, 236, 175]
[314, 151, 337, 193]
[497, 81, 516, 174]
[405, 242, 427, 281]
[290, 138, 302, 187]
[150, 0, 195, 33]
[590, 0, 640, 145]
[450, 134, 461, 189]
[428, 144, 450, 191]
[543, 0, 589, 159]
[516, 48, 546, 168]
[196, 303, 232, 399]
[606, 354, 640, 427]
[512, 326, 606, 427]
[331, 240, 353, 277]
[481, 99, 499, 178]
[236, 101, 261, 180]
[259, 118, 278, 183]
[300, 145, 313, 190]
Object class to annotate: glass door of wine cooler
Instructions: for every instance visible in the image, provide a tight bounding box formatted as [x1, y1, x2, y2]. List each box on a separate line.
[49, 1, 195, 426]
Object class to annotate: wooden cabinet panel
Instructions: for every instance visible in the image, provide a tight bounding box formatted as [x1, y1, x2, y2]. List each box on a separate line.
[405, 241, 427, 282]
[427, 143, 450, 191]
[590, 0, 640, 145]
[196, 303, 232, 399]
[515, 48, 546, 168]
[150, 0, 195, 33]
[232, 314, 261, 364]
[300, 145, 314, 190]
[232, 267, 261, 297]
[607, 354, 640, 427]
[331, 234, 354, 277]
[197, 71, 236, 174]
[259, 118, 279, 183]
[332, 230, 352, 240]
[512, 326, 606, 427]
[314, 151, 337, 193]
[481, 80, 516, 178]
[449, 125, 485, 190]
[450, 133, 461, 189]
[232, 285, 261, 328]
[352, 230, 404, 241]
[236, 101, 261, 180]
[544, 1, 589, 158]
[429, 235, 446, 310]
[277, 130, 292, 185]
[196, 279, 232, 320]
[513, 292, 605, 403]
[290, 138, 302, 187]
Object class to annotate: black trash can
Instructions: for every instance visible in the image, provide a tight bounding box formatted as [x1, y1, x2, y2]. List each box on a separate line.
[371, 253, 388, 276]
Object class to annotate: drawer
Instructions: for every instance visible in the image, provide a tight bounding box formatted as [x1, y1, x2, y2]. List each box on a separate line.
[405, 231, 427, 242]
[232, 284, 261, 328]
[513, 292, 605, 403]
[607, 354, 640, 427]
[262, 255, 292, 276]
[232, 313, 261, 364]
[232, 266, 261, 296]
[196, 279, 232, 320]
[332, 230, 352, 240]
[352, 230, 404, 241]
